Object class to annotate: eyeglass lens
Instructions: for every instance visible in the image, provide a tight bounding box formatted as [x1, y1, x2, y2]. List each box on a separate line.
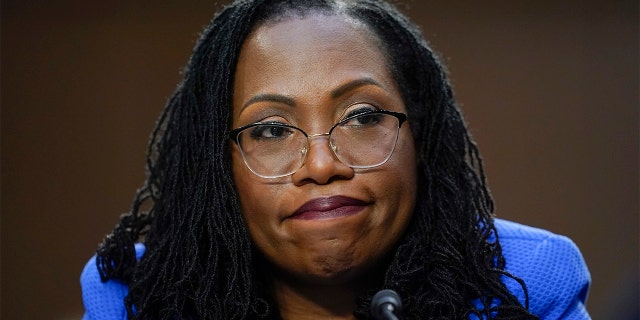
[235, 112, 402, 178]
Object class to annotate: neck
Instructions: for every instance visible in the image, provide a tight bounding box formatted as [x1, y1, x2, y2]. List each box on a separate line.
[272, 278, 361, 320]
[257, 253, 390, 319]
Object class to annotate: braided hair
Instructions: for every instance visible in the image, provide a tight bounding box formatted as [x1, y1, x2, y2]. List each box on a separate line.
[96, 0, 538, 319]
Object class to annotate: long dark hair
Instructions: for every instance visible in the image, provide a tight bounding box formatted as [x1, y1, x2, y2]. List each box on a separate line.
[96, 0, 537, 319]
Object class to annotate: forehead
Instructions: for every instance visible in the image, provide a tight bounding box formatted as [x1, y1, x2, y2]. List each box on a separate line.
[233, 13, 396, 116]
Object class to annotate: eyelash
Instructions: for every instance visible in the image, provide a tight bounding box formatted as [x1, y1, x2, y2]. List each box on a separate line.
[342, 103, 379, 119]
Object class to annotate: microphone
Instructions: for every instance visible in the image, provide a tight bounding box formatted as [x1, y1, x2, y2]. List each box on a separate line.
[370, 289, 403, 320]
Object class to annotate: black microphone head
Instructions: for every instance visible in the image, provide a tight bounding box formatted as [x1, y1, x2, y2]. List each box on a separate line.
[370, 289, 403, 320]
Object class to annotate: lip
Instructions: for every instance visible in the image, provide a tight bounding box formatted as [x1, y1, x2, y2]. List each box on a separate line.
[290, 196, 369, 220]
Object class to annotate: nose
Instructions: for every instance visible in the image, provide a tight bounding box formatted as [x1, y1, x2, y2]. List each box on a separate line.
[291, 134, 354, 185]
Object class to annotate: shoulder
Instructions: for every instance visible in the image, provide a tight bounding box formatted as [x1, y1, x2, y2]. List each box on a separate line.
[80, 243, 145, 320]
[494, 219, 591, 319]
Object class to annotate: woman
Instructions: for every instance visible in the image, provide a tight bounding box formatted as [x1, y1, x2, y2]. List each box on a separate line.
[81, 0, 591, 319]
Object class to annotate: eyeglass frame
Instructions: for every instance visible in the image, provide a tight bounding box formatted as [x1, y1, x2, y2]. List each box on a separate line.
[229, 109, 408, 178]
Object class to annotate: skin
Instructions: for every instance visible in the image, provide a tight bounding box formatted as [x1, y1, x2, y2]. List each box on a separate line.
[231, 13, 417, 320]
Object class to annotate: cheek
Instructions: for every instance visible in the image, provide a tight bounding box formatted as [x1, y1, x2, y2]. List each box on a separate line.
[385, 130, 418, 227]
[231, 152, 264, 226]
[388, 129, 417, 193]
[360, 129, 417, 229]
[231, 153, 285, 247]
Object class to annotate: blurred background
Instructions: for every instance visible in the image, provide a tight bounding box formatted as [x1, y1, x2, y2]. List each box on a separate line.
[2, 1, 637, 319]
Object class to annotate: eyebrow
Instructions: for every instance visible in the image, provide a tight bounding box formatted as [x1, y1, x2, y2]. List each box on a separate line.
[241, 93, 296, 110]
[331, 77, 383, 99]
[240, 77, 384, 110]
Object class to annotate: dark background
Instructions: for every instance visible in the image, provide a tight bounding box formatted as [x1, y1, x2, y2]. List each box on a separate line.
[2, 1, 638, 319]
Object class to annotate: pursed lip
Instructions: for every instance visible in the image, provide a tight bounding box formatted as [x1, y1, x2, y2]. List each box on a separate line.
[290, 196, 369, 220]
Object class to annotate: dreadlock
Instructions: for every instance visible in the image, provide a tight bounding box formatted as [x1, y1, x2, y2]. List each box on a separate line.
[96, 0, 538, 319]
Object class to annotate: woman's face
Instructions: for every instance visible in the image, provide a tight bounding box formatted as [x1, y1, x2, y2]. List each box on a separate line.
[231, 13, 417, 285]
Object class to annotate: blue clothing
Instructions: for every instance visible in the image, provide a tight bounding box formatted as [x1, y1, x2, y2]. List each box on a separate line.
[80, 219, 591, 319]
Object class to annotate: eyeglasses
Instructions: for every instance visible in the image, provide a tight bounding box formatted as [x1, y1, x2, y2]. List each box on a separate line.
[230, 109, 407, 178]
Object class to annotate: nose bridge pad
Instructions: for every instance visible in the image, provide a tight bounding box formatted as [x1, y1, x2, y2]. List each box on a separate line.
[304, 133, 338, 162]
[308, 132, 330, 139]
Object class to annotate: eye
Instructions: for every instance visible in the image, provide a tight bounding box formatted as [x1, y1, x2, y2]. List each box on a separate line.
[345, 113, 383, 127]
[343, 103, 377, 118]
[249, 123, 294, 140]
[340, 103, 382, 127]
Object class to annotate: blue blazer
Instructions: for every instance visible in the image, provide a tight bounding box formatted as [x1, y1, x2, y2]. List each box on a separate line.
[80, 219, 591, 319]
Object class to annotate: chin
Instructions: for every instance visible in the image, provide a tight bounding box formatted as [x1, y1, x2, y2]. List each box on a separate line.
[294, 249, 388, 286]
